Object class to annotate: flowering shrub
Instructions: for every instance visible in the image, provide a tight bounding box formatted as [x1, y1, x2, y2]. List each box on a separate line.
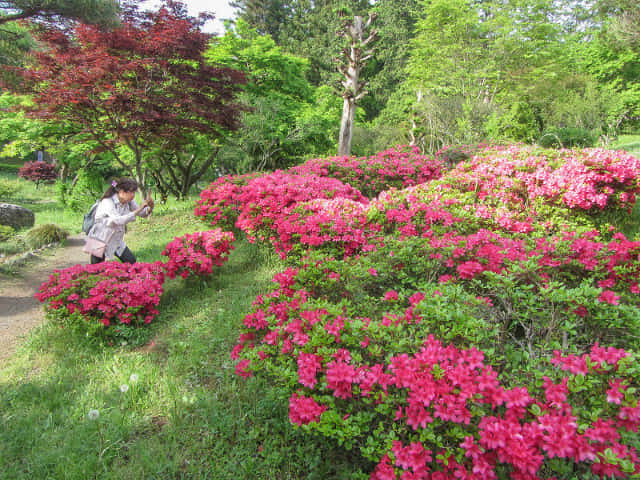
[161, 229, 235, 279]
[194, 172, 262, 231]
[228, 145, 640, 479]
[268, 198, 381, 260]
[233, 249, 640, 478]
[438, 145, 640, 215]
[18, 160, 57, 187]
[233, 171, 367, 244]
[290, 145, 444, 198]
[36, 261, 165, 341]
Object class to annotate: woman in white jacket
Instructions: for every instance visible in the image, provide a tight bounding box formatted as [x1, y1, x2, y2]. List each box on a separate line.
[87, 178, 154, 264]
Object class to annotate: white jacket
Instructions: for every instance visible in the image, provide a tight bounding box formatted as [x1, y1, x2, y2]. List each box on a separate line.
[88, 194, 149, 259]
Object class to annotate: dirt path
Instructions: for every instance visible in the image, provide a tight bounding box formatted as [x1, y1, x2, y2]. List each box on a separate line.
[0, 234, 87, 362]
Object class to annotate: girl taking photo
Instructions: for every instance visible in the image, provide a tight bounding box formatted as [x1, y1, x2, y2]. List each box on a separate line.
[85, 178, 154, 264]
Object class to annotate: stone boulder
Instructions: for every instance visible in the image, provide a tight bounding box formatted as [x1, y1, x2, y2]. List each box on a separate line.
[0, 203, 35, 230]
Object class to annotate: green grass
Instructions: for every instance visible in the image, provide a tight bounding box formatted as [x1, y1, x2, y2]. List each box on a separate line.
[611, 134, 640, 156]
[0, 202, 367, 479]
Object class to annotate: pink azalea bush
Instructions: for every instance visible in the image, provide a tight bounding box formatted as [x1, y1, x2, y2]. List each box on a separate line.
[162, 229, 235, 279]
[435, 145, 640, 219]
[36, 261, 165, 341]
[194, 172, 262, 231]
[290, 145, 444, 198]
[267, 197, 381, 260]
[233, 248, 640, 479]
[228, 145, 640, 478]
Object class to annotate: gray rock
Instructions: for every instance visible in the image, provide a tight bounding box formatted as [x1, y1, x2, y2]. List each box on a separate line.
[0, 203, 35, 230]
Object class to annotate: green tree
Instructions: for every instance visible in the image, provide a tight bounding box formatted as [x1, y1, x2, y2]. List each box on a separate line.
[0, 0, 119, 26]
[230, 0, 288, 38]
[361, 0, 420, 119]
[397, 0, 607, 150]
[597, 0, 640, 52]
[0, 93, 117, 193]
[206, 19, 338, 172]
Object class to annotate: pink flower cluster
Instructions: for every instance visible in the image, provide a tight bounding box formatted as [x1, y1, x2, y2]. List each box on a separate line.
[291, 329, 640, 479]
[161, 228, 235, 279]
[194, 172, 261, 231]
[441, 145, 640, 213]
[36, 261, 165, 328]
[239, 273, 640, 478]
[269, 197, 381, 259]
[367, 339, 639, 480]
[234, 171, 366, 241]
[290, 146, 444, 198]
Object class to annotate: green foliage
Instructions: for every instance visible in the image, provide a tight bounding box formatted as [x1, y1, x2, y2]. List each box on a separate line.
[0, 224, 15, 242]
[25, 224, 68, 249]
[206, 21, 337, 171]
[0, 21, 33, 86]
[539, 127, 597, 148]
[0, 177, 18, 199]
[485, 101, 540, 143]
[65, 168, 110, 212]
[0, 0, 120, 27]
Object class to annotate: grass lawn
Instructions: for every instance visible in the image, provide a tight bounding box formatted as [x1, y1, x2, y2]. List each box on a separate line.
[0, 198, 367, 479]
[611, 134, 640, 156]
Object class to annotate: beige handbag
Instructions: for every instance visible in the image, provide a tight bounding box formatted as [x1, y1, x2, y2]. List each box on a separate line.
[83, 220, 114, 258]
[83, 236, 107, 257]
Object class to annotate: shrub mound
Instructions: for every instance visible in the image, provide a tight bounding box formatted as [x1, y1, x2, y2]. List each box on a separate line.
[18, 160, 57, 187]
[36, 261, 166, 342]
[0, 224, 15, 242]
[162, 229, 235, 279]
[217, 145, 640, 479]
[289, 145, 444, 198]
[25, 223, 68, 249]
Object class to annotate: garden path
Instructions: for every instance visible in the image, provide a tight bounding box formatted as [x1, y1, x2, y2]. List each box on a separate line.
[0, 234, 87, 362]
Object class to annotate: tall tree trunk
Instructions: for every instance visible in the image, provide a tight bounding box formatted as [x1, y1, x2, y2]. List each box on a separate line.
[338, 97, 356, 156]
[337, 14, 377, 157]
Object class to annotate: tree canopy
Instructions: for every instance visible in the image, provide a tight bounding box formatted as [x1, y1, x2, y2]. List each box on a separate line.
[0, 0, 119, 26]
[15, 1, 246, 188]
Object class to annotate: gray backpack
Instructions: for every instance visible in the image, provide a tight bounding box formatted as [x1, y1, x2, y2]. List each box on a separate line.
[82, 201, 100, 234]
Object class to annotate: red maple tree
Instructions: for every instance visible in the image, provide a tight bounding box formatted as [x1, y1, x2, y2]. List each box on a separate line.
[18, 160, 58, 187]
[17, 0, 246, 187]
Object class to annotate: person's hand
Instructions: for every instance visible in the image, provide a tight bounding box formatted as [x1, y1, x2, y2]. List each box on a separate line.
[145, 188, 154, 212]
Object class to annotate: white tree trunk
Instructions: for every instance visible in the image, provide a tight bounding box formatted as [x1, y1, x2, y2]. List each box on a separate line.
[336, 14, 377, 157]
[338, 98, 355, 156]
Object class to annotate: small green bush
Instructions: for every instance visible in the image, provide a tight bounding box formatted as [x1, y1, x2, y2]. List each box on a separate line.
[25, 224, 69, 249]
[539, 127, 596, 148]
[0, 224, 15, 242]
[0, 178, 19, 199]
[0, 225, 16, 242]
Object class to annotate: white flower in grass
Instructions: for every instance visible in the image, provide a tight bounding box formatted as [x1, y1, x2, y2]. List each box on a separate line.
[120, 384, 129, 393]
[87, 409, 100, 421]
[129, 374, 139, 383]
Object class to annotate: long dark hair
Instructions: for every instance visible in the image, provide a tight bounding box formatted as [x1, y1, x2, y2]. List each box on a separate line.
[101, 178, 139, 199]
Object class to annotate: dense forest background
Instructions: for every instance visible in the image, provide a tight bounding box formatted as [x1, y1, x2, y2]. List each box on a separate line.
[1, 0, 639, 199]
[227, 0, 639, 156]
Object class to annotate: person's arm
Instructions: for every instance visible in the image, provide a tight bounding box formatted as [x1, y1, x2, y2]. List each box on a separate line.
[96, 197, 147, 227]
[129, 198, 151, 218]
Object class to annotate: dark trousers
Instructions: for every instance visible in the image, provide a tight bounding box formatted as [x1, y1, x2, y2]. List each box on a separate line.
[90, 246, 137, 265]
